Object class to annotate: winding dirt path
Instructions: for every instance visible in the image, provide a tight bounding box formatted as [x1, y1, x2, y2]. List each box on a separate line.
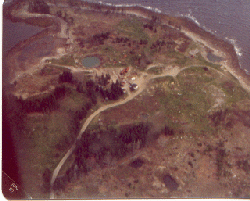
[50, 71, 148, 199]
[9, 4, 249, 198]
[49, 73, 147, 198]
[49, 67, 180, 198]
[49, 63, 229, 198]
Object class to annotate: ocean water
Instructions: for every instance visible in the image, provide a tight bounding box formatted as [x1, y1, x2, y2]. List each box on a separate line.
[3, 1, 250, 73]
[90, 0, 250, 74]
[3, 19, 42, 55]
[2, 19, 42, 84]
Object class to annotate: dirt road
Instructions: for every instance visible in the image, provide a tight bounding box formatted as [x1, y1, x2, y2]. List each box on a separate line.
[49, 68, 176, 198]
[49, 73, 148, 198]
[49, 63, 229, 198]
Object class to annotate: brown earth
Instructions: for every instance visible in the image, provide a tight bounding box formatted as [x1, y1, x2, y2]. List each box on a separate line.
[3, 0, 250, 199]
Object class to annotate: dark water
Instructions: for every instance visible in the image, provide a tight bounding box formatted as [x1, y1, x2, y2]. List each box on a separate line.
[82, 56, 100, 68]
[3, 19, 42, 55]
[207, 52, 223, 63]
[3, 1, 250, 73]
[89, 0, 250, 74]
[2, 19, 42, 84]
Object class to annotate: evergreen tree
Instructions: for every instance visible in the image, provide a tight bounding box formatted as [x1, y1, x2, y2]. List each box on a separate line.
[54, 85, 66, 99]
[164, 125, 174, 136]
[59, 71, 73, 83]
[29, 0, 50, 14]
[76, 82, 84, 93]
[42, 168, 51, 193]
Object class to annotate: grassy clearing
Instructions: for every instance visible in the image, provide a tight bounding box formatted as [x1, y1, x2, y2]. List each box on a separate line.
[147, 67, 163, 75]
[116, 18, 149, 41]
[219, 80, 250, 104]
[173, 55, 189, 66]
[153, 70, 216, 135]
[178, 67, 216, 83]
[22, 84, 91, 175]
[153, 76, 175, 84]
[64, 86, 88, 107]
[101, 45, 129, 68]
[165, 50, 193, 67]
[25, 112, 73, 171]
[186, 41, 198, 52]
[101, 45, 117, 56]
[50, 55, 75, 66]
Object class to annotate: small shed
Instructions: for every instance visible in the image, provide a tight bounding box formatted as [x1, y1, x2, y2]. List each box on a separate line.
[130, 83, 138, 91]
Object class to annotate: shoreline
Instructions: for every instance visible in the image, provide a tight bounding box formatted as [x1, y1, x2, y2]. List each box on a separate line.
[94, 4, 250, 92]
[3, 0, 67, 85]
[4, 0, 250, 93]
[177, 17, 250, 92]
[78, 1, 250, 92]
[82, 1, 250, 92]
[3, 24, 61, 83]
[4, 1, 250, 199]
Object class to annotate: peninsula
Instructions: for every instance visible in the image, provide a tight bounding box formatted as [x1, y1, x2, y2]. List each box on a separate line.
[3, 0, 250, 199]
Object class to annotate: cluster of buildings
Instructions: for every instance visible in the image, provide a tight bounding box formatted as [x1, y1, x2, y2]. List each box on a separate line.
[118, 67, 139, 92]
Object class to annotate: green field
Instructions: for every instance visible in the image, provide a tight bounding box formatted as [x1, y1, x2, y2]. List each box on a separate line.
[50, 55, 76, 66]
[117, 18, 149, 41]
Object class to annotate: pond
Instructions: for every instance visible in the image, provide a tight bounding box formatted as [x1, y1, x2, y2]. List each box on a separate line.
[207, 52, 223, 63]
[82, 56, 100, 68]
[163, 174, 179, 191]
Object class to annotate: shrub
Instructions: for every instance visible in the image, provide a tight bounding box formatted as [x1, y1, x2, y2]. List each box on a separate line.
[59, 71, 73, 83]
[162, 174, 179, 191]
[29, 0, 50, 14]
[164, 125, 174, 136]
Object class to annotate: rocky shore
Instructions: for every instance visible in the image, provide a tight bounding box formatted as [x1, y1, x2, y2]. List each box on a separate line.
[4, 0, 249, 92]
[3, 1, 250, 199]
[177, 17, 250, 92]
[104, 4, 250, 92]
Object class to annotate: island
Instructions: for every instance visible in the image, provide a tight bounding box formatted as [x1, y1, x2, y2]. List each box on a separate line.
[3, 0, 250, 199]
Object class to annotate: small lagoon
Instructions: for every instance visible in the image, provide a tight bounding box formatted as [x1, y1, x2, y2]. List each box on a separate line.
[82, 56, 100, 68]
[207, 52, 223, 63]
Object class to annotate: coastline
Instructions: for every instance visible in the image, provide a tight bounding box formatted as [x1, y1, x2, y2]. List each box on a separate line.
[4, 0, 250, 93]
[180, 28, 250, 93]
[100, 4, 250, 92]
[3, 25, 62, 83]
[3, 0, 66, 84]
[177, 17, 250, 93]
[4, 1, 250, 199]
[79, 1, 250, 92]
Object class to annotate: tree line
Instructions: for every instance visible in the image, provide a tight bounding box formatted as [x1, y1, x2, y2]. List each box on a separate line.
[74, 123, 150, 169]
[77, 74, 124, 101]
[50, 123, 151, 193]
[17, 70, 123, 114]
[16, 85, 66, 113]
[28, 0, 50, 14]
